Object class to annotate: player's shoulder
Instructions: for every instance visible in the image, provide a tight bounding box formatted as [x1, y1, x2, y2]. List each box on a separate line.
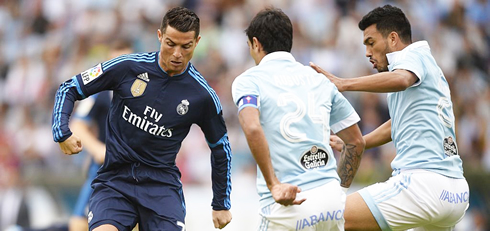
[300, 64, 337, 87]
[101, 51, 157, 71]
[186, 63, 213, 89]
[186, 62, 204, 78]
[231, 68, 260, 92]
[234, 65, 264, 84]
[394, 42, 429, 65]
[186, 63, 220, 96]
[184, 63, 223, 112]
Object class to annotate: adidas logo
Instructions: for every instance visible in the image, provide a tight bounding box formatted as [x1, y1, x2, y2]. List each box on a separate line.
[137, 72, 149, 82]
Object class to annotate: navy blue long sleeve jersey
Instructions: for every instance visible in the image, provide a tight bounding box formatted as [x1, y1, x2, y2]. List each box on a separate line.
[52, 52, 232, 210]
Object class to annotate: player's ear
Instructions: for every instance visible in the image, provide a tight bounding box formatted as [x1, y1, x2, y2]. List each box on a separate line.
[388, 31, 398, 48]
[195, 35, 201, 46]
[157, 29, 163, 43]
[252, 37, 261, 51]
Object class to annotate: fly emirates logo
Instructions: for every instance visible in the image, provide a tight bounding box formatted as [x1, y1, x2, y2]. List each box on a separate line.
[122, 105, 172, 137]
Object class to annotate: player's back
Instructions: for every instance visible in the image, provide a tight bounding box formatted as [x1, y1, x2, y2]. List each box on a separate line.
[248, 55, 337, 155]
[233, 52, 358, 206]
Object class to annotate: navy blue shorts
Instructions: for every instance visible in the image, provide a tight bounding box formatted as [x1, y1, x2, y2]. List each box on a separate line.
[88, 163, 186, 231]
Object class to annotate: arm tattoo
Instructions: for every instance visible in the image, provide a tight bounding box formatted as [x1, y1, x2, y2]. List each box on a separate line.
[337, 143, 362, 188]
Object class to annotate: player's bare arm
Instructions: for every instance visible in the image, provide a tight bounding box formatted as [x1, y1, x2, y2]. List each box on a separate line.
[364, 119, 392, 149]
[58, 134, 83, 155]
[212, 210, 232, 229]
[71, 119, 106, 163]
[238, 107, 306, 206]
[335, 124, 365, 189]
[310, 62, 418, 93]
[331, 119, 392, 152]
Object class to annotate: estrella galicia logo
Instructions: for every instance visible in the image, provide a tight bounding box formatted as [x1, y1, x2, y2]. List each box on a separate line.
[443, 136, 458, 156]
[300, 145, 328, 169]
[177, 99, 189, 115]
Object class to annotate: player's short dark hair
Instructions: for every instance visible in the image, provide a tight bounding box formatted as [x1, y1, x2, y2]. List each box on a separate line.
[245, 8, 293, 54]
[358, 4, 412, 44]
[160, 7, 200, 38]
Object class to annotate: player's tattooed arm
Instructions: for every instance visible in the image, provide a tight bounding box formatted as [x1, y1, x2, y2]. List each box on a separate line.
[333, 124, 365, 189]
[337, 143, 362, 188]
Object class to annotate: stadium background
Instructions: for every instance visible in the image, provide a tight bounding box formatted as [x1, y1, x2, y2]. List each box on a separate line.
[0, 0, 488, 230]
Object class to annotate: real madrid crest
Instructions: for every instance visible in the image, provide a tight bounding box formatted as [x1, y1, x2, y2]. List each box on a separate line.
[177, 99, 189, 115]
[130, 79, 147, 97]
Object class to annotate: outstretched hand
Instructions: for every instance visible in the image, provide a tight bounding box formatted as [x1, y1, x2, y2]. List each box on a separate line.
[330, 135, 344, 152]
[309, 62, 345, 92]
[212, 210, 232, 229]
[270, 183, 306, 206]
[58, 134, 83, 155]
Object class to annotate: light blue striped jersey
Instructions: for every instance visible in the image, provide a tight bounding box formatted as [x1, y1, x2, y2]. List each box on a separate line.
[386, 41, 464, 178]
[232, 52, 360, 207]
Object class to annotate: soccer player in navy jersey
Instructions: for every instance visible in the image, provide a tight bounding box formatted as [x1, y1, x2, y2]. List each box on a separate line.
[69, 40, 133, 231]
[52, 7, 232, 231]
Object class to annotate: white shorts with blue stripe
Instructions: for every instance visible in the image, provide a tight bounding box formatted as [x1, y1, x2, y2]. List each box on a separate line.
[257, 180, 345, 231]
[358, 169, 469, 231]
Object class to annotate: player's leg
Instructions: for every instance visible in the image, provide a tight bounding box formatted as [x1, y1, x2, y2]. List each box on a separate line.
[350, 172, 420, 231]
[344, 192, 381, 231]
[349, 170, 470, 231]
[88, 182, 138, 231]
[347, 171, 417, 231]
[134, 167, 187, 231]
[137, 202, 186, 231]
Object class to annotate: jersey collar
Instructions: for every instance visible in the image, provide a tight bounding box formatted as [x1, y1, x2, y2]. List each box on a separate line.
[387, 40, 429, 66]
[259, 51, 295, 66]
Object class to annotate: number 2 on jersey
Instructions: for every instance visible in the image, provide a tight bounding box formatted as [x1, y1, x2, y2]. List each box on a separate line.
[277, 93, 329, 143]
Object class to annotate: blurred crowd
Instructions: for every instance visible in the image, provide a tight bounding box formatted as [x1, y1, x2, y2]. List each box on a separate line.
[0, 0, 488, 230]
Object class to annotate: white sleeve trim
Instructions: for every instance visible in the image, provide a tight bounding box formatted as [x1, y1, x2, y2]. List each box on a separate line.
[331, 112, 360, 134]
[408, 69, 422, 88]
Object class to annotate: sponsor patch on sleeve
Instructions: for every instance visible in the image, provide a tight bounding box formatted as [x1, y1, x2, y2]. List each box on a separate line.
[237, 95, 259, 111]
[81, 63, 103, 85]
